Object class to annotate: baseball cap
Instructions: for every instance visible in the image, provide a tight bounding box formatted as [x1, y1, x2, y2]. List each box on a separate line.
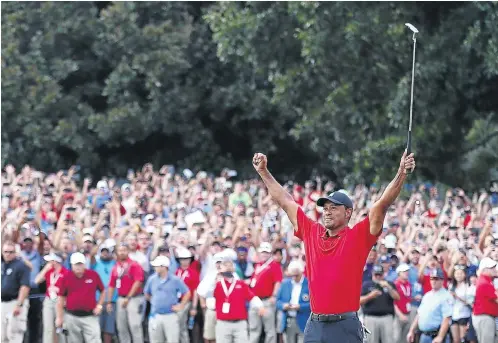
[372, 265, 384, 274]
[96, 180, 108, 190]
[379, 255, 391, 264]
[70, 252, 86, 265]
[151, 256, 170, 267]
[121, 183, 131, 192]
[176, 248, 193, 259]
[83, 235, 94, 243]
[258, 242, 273, 253]
[396, 263, 410, 273]
[287, 260, 305, 273]
[316, 191, 353, 208]
[213, 252, 225, 263]
[429, 268, 445, 279]
[44, 252, 63, 263]
[479, 257, 497, 271]
[223, 249, 237, 261]
[158, 245, 170, 253]
[382, 235, 397, 249]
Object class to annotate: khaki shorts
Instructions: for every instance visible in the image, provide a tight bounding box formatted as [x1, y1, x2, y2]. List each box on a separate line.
[203, 308, 216, 340]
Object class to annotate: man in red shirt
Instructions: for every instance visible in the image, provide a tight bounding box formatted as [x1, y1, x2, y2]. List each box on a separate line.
[214, 257, 266, 343]
[418, 254, 449, 294]
[35, 252, 69, 343]
[107, 243, 145, 343]
[175, 247, 201, 343]
[248, 242, 283, 343]
[253, 150, 415, 342]
[393, 263, 412, 343]
[472, 257, 498, 343]
[55, 252, 105, 343]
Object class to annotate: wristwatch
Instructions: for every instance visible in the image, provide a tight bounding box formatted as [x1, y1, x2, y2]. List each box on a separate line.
[17, 302, 23, 307]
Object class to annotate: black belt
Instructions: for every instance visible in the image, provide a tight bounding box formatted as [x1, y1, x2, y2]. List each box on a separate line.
[67, 310, 93, 317]
[118, 294, 141, 298]
[310, 312, 357, 322]
[420, 329, 440, 338]
[1, 296, 17, 302]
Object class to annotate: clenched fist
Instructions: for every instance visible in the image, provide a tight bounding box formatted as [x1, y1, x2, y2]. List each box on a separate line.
[252, 153, 268, 173]
[400, 150, 416, 174]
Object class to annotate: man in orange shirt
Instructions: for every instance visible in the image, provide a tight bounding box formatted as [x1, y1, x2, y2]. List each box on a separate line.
[248, 242, 283, 343]
[472, 257, 498, 343]
[175, 247, 200, 343]
[107, 243, 145, 343]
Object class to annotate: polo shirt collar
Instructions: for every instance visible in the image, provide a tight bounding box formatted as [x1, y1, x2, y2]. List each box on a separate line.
[480, 274, 493, 283]
[320, 226, 348, 239]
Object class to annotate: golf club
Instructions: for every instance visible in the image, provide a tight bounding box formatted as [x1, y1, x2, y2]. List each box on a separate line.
[405, 23, 418, 173]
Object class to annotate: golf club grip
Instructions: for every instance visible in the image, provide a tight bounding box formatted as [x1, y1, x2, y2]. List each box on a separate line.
[406, 130, 413, 174]
[406, 130, 412, 155]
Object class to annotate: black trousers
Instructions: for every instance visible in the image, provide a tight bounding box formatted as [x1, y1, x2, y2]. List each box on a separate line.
[25, 297, 43, 343]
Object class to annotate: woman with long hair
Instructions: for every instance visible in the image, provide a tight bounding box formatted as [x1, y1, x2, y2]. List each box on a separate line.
[450, 265, 476, 343]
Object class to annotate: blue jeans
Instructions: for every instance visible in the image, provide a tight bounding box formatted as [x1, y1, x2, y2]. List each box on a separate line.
[419, 333, 450, 343]
[304, 316, 363, 343]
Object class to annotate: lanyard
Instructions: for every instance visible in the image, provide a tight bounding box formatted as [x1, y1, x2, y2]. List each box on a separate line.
[117, 263, 128, 279]
[399, 283, 410, 297]
[221, 278, 237, 300]
[254, 258, 273, 276]
[178, 269, 189, 281]
[50, 269, 61, 286]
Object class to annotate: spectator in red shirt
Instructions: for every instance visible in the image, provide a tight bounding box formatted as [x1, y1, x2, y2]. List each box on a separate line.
[293, 185, 304, 206]
[107, 243, 145, 343]
[252, 150, 415, 343]
[175, 247, 201, 343]
[393, 263, 412, 343]
[34, 252, 69, 343]
[55, 252, 105, 343]
[248, 242, 283, 343]
[214, 257, 266, 343]
[419, 254, 448, 294]
[472, 257, 498, 343]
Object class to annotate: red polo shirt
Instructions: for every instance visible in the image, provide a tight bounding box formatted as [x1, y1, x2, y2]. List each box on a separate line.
[214, 278, 255, 321]
[420, 268, 448, 294]
[175, 267, 200, 294]
[249, 259, 283, 298]
[58, 269, 104, 312]
[295, 207, 379, 314]
[109, 258, 144, 297]
[45, 267, 69, 297]
[394, 279, 412, 314]
[473, 274, 498, 316]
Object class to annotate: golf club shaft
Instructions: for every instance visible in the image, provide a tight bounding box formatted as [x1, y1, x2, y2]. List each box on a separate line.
[406, 33, 416, 174]
[407, 35, 416, 154]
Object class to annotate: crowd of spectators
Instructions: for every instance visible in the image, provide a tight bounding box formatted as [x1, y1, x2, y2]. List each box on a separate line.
[1, 163, 498, 343]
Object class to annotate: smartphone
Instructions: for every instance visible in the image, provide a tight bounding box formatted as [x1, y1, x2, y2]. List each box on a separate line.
[67, 207, 76, 212]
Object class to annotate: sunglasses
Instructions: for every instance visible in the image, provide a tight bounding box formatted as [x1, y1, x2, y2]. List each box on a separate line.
[3, 250, 15, 254]
[430, 277, 442, 280]
[454, 265, 466, 270]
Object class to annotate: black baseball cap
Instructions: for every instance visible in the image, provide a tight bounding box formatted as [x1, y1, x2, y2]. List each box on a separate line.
[430, 268, 445, 279]
[372, 265, 384, 274]
[316, 192, 353, 208]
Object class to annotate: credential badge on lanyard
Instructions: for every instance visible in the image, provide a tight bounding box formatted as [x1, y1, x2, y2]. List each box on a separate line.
[116, 263, 128, 289]
[250, 258, 273, 288]
[49, 271, 61, 300]
[221, 278, 237, 314]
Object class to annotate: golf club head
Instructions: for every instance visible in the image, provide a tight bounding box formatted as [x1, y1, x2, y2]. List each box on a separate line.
[405, 23, 419, 33]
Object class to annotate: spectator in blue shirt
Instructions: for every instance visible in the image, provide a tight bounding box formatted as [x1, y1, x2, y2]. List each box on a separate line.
[91, 246, 117, 343]
[145, 256, 191, 343]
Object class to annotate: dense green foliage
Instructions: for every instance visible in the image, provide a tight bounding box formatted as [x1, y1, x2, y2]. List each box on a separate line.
[2, 2, 497, 188]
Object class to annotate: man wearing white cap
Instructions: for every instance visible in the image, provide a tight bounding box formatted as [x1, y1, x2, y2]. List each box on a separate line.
[175, 247, 200, 343]
[35, 252, 69, 343]
[214, 257, 267, 343]
[248, 242, 283, 343]
[472, 257, 498, 343]
[55, 252, 105, 343]
[393, 263, 412, 343]
[276, 260, 311, 343]
[197, 251, 238, 343]
[145, 255, 191, 343]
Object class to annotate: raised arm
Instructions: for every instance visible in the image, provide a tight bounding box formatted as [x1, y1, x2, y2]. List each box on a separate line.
[369, 150, 416, 236]
[252, 153, 298, 228]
